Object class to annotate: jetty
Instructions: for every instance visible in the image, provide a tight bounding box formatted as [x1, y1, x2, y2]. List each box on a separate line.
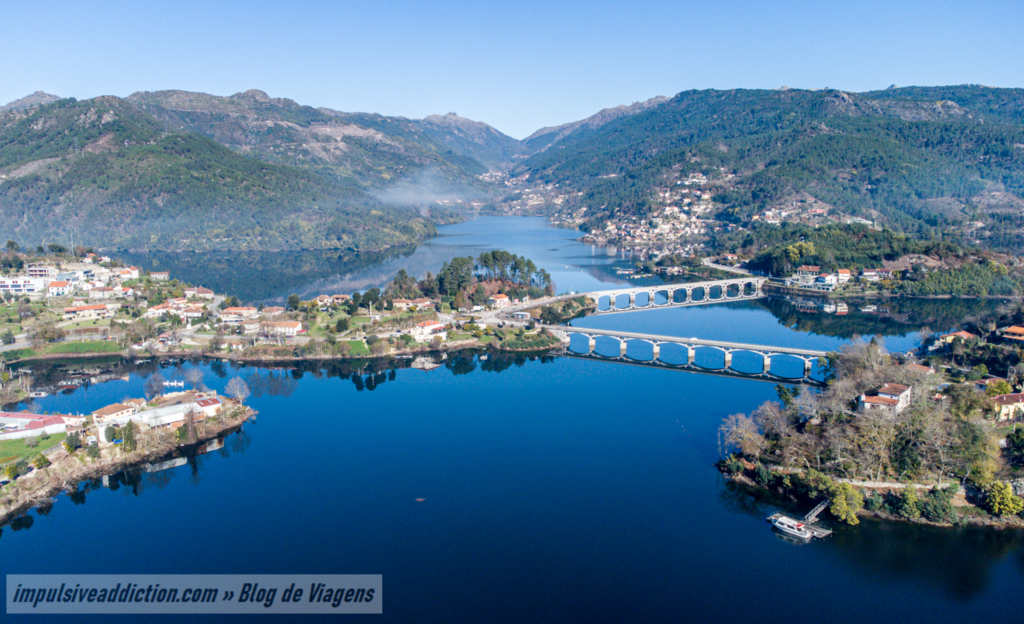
[767, 499, 833, 539]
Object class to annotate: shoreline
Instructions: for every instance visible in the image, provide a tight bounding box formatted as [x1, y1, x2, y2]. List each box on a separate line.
[723, 468, 1024, 531]
[0, 407, 255, 528]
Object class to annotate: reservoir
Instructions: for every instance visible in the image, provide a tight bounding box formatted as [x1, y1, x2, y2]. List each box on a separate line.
[4, 217, 1021, 623]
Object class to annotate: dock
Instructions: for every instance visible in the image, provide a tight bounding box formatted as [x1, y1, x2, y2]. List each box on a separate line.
[766, 499, 833, 539]
[766, 513, 833, 539]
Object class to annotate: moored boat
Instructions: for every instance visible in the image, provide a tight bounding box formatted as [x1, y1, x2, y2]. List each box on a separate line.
[770, 515, 814, 540]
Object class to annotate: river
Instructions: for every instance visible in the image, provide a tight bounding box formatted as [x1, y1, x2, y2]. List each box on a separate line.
[4, 217, 1022, 623]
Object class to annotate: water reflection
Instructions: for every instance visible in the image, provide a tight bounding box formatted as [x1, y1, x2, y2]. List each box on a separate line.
[718, 478, 1024, 600]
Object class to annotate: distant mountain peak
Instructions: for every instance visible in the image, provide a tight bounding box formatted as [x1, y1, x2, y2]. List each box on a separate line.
[0, 91, 62, 114]
[231, 89, 272, 102]
[523, 95, 669, 150]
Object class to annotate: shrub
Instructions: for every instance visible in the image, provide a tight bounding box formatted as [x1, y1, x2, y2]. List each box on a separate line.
[920, 486, 959, 523]
[754, 462, 773, 486]
[982, 482, 1024, 517]
[897, 488, 921, 520]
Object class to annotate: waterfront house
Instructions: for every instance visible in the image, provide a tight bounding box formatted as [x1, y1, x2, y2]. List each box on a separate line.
[392, 298, 413, 311]
[241, 319, 261, 334]
[92, 403, 137, 423]
[860, 269, 879, 282]
[266, 321, 303, 337]
[150, 271, 170, 281]
[410, 297, 434, 309]
[858, 383, 912, 415]
[836, 269, 852, 283]
[262, 306, 285, 317]
[411, 321, 446, 342]
[796, 265, 820, 277]
[938, 330, 980, 344]
[0, 412, 68, 441]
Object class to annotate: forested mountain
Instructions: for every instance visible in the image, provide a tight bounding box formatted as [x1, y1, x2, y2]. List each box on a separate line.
[126, 89, 521, 181]
[0, 97, 438, 251]
[2, 84, 1023, 253]
[512, 86, 1024, 247]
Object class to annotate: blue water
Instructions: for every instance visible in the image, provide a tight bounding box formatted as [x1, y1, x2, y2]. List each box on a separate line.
[7, 217, 1023, 623]
[3, 357, 1023, 624]
[571, 300, 925, 353]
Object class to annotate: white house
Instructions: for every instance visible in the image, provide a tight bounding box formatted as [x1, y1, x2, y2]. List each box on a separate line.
[266, 321, 303, 337]
[0, 277, 46, 296]
[858, 383, 912, 414]
[411, 321, 446, 342]
[488, 293, 511, 308]
[48, 281, 73, 297]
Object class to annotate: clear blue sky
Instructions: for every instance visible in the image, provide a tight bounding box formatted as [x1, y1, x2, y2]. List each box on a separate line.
[2, 0, 1021, 138]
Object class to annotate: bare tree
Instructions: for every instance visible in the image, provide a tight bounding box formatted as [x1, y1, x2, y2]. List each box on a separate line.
[718, 413, 765, 459]
[183, 367, 204, 391]
[144, 372, 165, 401]
[225, 377, 251, 404]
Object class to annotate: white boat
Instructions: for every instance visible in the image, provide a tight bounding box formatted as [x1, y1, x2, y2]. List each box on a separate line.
[770, 515, 814, 540]
[860, 305, 877, 313]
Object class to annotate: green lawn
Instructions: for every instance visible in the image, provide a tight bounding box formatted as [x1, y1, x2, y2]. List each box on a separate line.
[0, 433, 67, 466]
[63, 318, 112, 330]
[344, 341, 370, 356]
[45, 341, 123, 354]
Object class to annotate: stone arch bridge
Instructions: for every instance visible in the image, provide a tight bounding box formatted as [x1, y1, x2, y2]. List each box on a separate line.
[587, 277, 766, 314]
[543, 325, 828, 382]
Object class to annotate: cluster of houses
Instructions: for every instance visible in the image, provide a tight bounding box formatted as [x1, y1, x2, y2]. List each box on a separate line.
[783, 265, 900, 292]
[213, 306, 303, 338]
[0, 388, 228, 447]
[854, 356, 1024, 422]
[90, 391, 225, 443]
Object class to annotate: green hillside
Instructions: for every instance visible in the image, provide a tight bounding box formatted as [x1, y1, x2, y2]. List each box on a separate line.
[0, 97, 437, 251]
[513, 87, 1024, 247]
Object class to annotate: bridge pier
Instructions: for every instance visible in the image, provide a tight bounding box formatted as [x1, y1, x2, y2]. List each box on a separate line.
[762, 354, 771, 373]
[588, 336, 596, 354]
[723, 351, 732, 368]
[803, 358, 813, 377]
[619, 340, 627, 358]
[628, 293, 635, 309]
[651, 343, 660, 360]
[686, 347, 695, 365]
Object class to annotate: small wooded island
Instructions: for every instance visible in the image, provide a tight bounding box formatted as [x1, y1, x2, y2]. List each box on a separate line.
[720, 317, 1024, 528]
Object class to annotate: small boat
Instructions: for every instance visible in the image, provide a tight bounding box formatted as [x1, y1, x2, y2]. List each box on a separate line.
[860, 305, 877, 313]
[770, 515, 814, 540]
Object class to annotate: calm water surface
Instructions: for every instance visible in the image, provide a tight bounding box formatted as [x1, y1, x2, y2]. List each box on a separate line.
[2, 356, 1023, 624]
[7, 216, 1020, 622]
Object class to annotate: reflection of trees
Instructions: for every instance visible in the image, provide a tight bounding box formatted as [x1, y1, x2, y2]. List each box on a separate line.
[720, 475, 1024, 599]
[446, 352, 477, 376]
[757, 297, 1003, 340]
[825, 519, 1024, 600]
[244, 370, 298, 398]
[230, 430, 252, 455]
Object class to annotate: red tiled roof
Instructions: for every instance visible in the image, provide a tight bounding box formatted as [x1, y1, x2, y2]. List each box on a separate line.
[991, 393, 1024, 406]
[863, 396, 899, 406]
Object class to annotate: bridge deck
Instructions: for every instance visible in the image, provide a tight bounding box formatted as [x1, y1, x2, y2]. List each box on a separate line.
[548, 325, 829, 358]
